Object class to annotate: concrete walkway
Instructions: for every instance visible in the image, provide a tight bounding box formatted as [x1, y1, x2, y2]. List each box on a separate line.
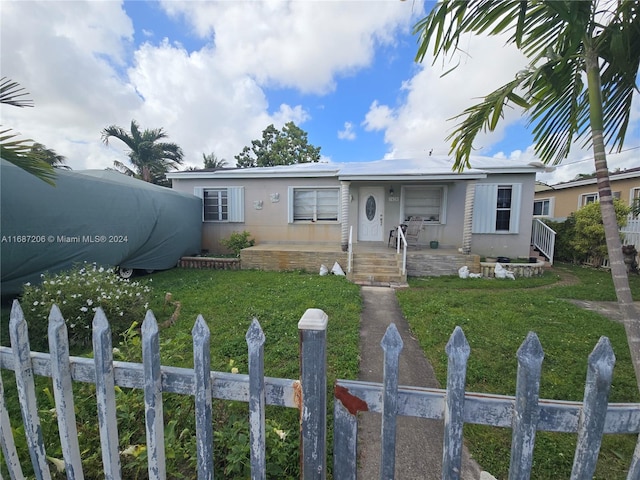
[357, 286, 483, 480]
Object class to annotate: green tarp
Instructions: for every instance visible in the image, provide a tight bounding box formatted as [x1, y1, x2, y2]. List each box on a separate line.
[1, 160, 202, 296]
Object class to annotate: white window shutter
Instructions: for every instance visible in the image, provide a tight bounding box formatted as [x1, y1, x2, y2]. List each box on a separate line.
[287, 187, 294, 223]
[193, 187, 204, 221]
[228, 187, 244, 223]
[472, 184, 497, 233]
[510, 183, 522, 233]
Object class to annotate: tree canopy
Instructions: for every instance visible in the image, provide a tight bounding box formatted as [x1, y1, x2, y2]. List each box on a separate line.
[202, 152, 228, 169]
[101, 120, 184, 186]
[235, 122, 321, 168]
[414, 0, 640, 391]
[1, 77, 57, 185]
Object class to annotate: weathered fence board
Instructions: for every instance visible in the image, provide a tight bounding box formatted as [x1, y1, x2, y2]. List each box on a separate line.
[2, 304, 640, 480]
[334, 324, 640, 480]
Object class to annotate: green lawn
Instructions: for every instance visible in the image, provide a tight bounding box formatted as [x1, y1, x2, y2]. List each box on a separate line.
[1, 264, 639, 479]
[396, 263, 640, 480]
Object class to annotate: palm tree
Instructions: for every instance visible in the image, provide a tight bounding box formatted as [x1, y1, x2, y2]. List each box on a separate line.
[202, 152, 228, 169]
[415, 1, 640, 389]
[30, 143, 69, 169]
[0, 77, 56, 185]
[101, 120, 184, 185]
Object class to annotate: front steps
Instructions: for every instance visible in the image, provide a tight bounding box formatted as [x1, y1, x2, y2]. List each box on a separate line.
[347, 251, 407, 287]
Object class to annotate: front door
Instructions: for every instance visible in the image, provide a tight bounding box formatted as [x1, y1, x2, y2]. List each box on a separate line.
[358, 187, 384, 241]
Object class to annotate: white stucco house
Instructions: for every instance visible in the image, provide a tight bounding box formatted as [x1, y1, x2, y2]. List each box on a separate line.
[168, 156, 553, 263]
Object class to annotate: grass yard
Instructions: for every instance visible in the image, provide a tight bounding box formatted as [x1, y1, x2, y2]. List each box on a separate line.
[1, 263, 639, 479]
[396, 263, 640, 480]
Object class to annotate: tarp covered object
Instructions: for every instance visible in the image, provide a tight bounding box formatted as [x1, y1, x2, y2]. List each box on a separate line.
[1, 160, 202, 295]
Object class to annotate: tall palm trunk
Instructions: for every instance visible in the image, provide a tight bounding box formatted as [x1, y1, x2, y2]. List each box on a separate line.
[586, 45, 640, 390]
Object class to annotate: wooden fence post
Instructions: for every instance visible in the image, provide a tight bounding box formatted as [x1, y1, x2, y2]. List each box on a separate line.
[380, 323, 403, 479]
[246, 318, 267, 480]
[443, 326, 470, 480]
[192, 315, 214, 480]
[298, 308, 328, 480]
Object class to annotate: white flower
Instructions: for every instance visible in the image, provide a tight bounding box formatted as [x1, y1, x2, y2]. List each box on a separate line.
[231, 367, 239, 374]
[25, 282, 31, 286]
[33, 301, 39, 306]
[80, 307, 88, 312]
[86, 299, 93, 306]
[47, 456, 65, 473]
[274, 429, 288, 441]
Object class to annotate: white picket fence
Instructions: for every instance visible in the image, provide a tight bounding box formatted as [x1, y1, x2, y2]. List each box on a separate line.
[1, 302, 640, 479]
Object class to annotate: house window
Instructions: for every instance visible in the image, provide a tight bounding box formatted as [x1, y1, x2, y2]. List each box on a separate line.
[580, 192, 598, 207]
[402, 186, 446, 223]
[496, 186, 513, 231]
[204, 189, 228, 221]
[533, 198, 550, 216]
[472, 183, 522, 234]
[194, 187, 244, 222]
[288, 187, 339, 222]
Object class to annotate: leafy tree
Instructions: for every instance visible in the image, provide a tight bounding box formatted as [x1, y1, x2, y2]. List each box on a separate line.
[0, 77, 56, 185]
[101, 120, 184, 186]
[571, 200, 631, 265]
[29, 142, 69, 169]
[414, 1, 640, 389]
[203, 152, 228, 169]
[235, 122, 321, 168]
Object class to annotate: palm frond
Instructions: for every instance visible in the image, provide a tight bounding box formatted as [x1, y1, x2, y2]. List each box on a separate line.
[0, 77, 34, 108]
[0, 128, 56, 185]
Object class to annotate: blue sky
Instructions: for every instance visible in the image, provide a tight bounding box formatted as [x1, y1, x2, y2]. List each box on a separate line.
[1, 1, 637, 184]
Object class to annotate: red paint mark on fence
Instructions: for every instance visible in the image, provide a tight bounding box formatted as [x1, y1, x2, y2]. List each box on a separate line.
[335, 385, 369, 415]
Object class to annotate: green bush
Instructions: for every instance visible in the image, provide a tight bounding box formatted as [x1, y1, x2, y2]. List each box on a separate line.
[20, 262, 152, 351]
[220, 230, 255, 257]
[571, 199, 631, 263]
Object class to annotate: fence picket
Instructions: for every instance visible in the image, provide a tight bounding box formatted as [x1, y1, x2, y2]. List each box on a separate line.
[92, 308, 122, 479]
[9, 300, 51, 480]
[332, 392, 359, 479]
[142, 311, 166, 480]
[48, 305, 84, 480]
[570, 336, 616, 479]
[627, 435, 640, 480]
[192, 315, 214, 480]
[0, 370, 24, 479]
[509, 332, 544, 480]
[380, 323, 403, 479]
[298, 308, 328, 480]
[246, 319, 267, 480]
[443, 327, 470, 480]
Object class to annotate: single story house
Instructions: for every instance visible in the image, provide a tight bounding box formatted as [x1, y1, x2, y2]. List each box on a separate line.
[534, 167, 640, 221]
[169, 157, 552, 268]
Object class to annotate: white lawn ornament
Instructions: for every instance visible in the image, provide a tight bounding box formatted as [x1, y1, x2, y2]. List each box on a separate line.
[458, 266, 470, 279]
[331, 261, 346, 276]
[319, 264, 329, 276]
[494, 262, 515, 280]
[469, 272, 482, 279]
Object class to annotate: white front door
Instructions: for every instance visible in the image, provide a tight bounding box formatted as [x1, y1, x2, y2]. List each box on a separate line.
[358, 187, 385, 241]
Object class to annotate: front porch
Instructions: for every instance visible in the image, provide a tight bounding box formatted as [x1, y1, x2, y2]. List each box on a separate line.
[240, 242, 480, 286]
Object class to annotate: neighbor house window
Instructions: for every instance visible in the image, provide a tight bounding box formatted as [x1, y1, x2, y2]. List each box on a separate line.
[288, 187, 339, 222]
[193, 187, 244, 222]
[401, 186, 446, 223]
[579, 192, 598, 207]
[472, 183, 522, 234]
[533, 198, 551, 216]
[631, 187, 640, 218]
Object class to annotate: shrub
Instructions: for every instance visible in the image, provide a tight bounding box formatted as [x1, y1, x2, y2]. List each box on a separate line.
[571, 199, 631, 264]
[220, 230, 255, 257]
[20, 262, 152, 351]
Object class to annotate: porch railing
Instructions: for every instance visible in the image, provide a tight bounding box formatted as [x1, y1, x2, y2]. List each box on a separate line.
[347, 225, 353, 274]
[531, 218, 556, 265]
[396, 225, 407, 275]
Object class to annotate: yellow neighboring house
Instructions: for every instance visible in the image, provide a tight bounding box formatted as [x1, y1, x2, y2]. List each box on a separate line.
[534, 167, 640, 221]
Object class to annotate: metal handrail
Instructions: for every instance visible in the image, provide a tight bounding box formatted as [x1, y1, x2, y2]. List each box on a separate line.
[531, 218, 556, 265]
[347, 226, 353, 273]
[396, 225, 407, 275]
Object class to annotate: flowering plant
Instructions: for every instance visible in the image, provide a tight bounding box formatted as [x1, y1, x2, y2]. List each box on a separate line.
[21, 262, 152, 351]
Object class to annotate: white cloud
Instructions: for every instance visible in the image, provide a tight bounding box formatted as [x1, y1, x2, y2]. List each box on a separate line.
[338, 122, 356, 141]
[1, 0, 422, 171]
[366, 32, 531, 159]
